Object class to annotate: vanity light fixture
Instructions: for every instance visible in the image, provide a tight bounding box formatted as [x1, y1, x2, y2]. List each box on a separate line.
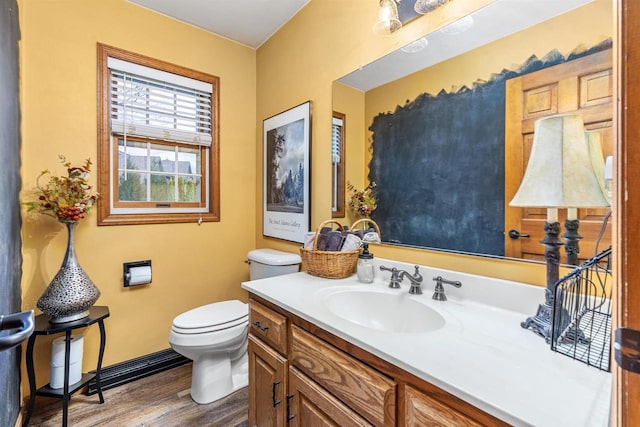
[414, 0, 450, 14]
[374, 0, 402, 35]
[509, 114, 610, 341]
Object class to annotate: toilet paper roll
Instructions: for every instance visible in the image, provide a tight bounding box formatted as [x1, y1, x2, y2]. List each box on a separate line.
[50, 361, 82, 389]
[51, 335, 83, 389]
[128, 265, 152, 286]
[51, 335, 84, 366]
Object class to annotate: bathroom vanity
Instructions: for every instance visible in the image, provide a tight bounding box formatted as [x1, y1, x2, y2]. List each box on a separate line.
[242, 258, 612, 426]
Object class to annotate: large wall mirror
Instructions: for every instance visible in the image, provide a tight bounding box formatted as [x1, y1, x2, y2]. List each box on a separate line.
[333, 0, 613, 265]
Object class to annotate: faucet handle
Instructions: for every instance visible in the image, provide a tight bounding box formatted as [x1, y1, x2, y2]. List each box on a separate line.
[379, 265, 401, 288]
[432, 276, 462, 301]
[433, 276, 462, 288]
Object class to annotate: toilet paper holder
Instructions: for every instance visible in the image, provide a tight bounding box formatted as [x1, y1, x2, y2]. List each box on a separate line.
[123, 260, 152, 287]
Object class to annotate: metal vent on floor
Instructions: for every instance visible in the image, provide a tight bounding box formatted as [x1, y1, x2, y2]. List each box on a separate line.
[86, 348, 189, 395]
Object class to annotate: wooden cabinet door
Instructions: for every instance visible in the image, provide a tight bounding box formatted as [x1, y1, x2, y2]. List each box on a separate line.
[400, 384, 486, 427]
[287, 367, 372, 427]
[505, 49, 613, 263]
[248, 335, 287, 427]
[290, 325, 396, 426]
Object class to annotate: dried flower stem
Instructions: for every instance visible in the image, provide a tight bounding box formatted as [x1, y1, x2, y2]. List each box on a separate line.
[347, 181, 377, 217]
[23, 155, 99, 222]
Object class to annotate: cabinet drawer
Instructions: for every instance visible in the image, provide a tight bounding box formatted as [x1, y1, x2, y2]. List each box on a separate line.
[249, 300, 287, 355]
[290, 325, 396, 427]
[400, 383, 509, 427]
[402, 384, 483, 427]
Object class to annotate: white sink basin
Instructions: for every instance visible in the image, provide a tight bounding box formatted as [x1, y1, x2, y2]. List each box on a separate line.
[321, 289, 445, 333]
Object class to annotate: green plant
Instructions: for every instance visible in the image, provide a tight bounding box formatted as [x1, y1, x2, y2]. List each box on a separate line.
[23, 155, 99, 222]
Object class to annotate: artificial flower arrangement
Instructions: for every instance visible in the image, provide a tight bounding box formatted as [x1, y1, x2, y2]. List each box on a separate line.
[346, 181, 377, 217]
[23, 155, 99, 223]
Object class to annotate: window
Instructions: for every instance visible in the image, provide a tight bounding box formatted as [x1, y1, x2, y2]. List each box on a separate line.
[97, 44, 219, 225]
[331, 112, 346, 218]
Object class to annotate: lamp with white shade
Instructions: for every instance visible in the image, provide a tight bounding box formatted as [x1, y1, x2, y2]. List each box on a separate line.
[510, 114, 610, 340]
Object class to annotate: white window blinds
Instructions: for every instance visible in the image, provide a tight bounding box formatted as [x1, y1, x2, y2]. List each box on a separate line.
[108, 57, 212, 146]
[332, 116, 343, 164]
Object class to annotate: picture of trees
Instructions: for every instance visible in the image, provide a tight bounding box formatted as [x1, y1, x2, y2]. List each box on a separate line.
[262, 101, 310, 243]
[265, 118, 305, 213]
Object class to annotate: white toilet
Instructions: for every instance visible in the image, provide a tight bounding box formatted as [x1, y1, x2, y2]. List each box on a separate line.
[169, 249, 301, 404]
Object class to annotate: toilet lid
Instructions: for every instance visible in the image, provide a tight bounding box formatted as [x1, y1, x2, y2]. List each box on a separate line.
[173, 300, 248, 330]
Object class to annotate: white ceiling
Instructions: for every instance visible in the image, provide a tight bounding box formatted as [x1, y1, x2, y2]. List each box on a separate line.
[127, 0, 310, 49]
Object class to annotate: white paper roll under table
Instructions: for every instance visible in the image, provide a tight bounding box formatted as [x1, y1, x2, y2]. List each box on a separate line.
[50, 334, 83, 389]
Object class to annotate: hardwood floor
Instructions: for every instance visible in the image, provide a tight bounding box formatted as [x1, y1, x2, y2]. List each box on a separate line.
[23, 363, 249, 426]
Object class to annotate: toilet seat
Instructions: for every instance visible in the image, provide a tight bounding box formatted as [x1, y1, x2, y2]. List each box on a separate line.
[172, 300, 248, 335]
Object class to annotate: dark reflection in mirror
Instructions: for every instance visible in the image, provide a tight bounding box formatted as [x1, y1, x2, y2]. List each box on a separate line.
[368, 41, 612, 256]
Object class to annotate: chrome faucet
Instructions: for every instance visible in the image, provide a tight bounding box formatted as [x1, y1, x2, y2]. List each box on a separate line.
[401, 266, 424, 294]
[379, 265, 423, 294]
[432, 276, 462, 301]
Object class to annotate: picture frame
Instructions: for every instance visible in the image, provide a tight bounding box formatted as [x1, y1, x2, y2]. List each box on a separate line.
[263, 101, 311, 243]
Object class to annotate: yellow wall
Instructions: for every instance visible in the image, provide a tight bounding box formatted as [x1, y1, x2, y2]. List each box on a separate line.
[256, 0, 611, 284]
[19, 0, 256, 387]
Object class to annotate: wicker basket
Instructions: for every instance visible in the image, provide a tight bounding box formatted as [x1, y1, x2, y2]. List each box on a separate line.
[350, 218, 381, 241]
[300, 220, 359, 279]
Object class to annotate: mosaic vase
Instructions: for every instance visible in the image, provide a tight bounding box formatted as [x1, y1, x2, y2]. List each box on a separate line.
[37, 221, 100, 323]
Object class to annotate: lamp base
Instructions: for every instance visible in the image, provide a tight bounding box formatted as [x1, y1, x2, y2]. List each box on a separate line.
[521, 301, 553, 342]
[521, 220, 563, 341]
[563, 218, 582, 266]
[522, 299, 574, 343]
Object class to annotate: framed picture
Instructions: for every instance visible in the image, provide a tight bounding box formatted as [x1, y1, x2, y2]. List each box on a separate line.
[263, 101, 311, 243]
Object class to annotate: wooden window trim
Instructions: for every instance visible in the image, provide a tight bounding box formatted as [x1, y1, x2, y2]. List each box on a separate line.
[97, 43, 220, 225]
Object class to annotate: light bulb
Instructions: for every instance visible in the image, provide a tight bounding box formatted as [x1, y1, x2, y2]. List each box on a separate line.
[374, 0, 402, 35]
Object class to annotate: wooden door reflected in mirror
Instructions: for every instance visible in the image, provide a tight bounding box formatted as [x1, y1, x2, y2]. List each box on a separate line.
[504, 49, 613, 265]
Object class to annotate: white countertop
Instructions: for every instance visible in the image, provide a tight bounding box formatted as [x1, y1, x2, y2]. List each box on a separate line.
[242, 258, 612, 427]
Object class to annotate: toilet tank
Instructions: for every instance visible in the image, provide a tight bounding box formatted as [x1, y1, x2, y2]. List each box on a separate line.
[247, 249, 302, 280]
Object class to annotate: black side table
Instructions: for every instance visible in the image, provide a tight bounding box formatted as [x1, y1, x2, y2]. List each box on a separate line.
[23, 306, 109, 427]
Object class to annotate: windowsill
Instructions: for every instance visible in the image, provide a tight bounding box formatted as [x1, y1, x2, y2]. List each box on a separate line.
[97, 211, 219, 226]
